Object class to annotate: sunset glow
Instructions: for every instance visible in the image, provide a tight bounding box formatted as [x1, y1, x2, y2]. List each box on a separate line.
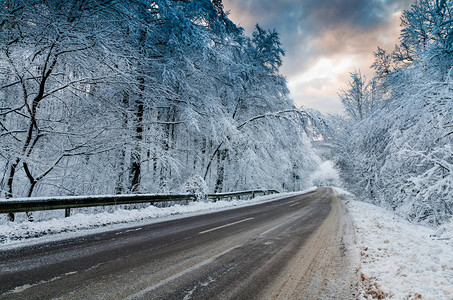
[223, 0, 413, 114]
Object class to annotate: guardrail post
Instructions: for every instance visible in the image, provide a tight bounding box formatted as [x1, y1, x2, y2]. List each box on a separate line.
[65, 208, 71, 218]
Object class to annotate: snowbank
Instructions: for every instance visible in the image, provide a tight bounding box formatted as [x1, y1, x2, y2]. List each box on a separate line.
[340, 191, 453, 299]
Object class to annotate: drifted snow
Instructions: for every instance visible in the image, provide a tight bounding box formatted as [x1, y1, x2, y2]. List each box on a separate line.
[340, 190, 453, 300]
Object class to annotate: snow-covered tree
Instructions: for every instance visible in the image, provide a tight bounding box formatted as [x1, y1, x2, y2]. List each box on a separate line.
[370, 47, 393, 100]
[0, 0, 138, 220]
[400, 0, 453, 57]
[335, 0, 453, 226]
[371, 47, 393, 79]
[0, 0, 322, 223]
[338, 71, 373, 120]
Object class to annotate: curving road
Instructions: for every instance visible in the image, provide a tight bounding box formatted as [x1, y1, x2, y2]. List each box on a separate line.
[0, 187, 358, 299]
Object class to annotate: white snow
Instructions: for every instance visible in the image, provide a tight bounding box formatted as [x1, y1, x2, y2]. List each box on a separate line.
[334, 188, 453, 300]
[310, 160, 341, 187]
[0, 189, 315, 248]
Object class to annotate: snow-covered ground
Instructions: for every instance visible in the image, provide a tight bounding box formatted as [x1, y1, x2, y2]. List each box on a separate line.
[0, 189, 315, 249]
[335, 188, 453, 299]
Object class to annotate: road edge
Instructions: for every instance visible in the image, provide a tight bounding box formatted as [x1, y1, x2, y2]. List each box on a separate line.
[264, 187, 361, 299]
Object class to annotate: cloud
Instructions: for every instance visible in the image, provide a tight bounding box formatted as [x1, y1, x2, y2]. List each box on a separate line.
[303, 0, 404, 30]
[223, 0, 413, 114]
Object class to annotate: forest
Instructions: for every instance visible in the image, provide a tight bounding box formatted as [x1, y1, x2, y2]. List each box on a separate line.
[335, 0, 453, 226]
[0, 0, 322, 215]
[2, 0, 451, 228]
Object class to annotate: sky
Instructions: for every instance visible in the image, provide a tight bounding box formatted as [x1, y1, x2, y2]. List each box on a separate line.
[223, 0, 414, 115]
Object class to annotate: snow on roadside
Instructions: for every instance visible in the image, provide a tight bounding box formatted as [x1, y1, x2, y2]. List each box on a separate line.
[334, 188, 453, 300]
[0, 189, 315, 247]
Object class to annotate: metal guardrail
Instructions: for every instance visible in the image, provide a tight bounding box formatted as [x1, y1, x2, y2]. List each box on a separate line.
[0, 189, 279, 217]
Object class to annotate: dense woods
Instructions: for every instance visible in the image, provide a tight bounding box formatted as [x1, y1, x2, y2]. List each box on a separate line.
[335, 0, 453, 226]
[0, 0, 320, 217]
[6, 0, 450, 228]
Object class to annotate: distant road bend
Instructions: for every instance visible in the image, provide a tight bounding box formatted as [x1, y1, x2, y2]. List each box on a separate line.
[0, 187, 358, 299]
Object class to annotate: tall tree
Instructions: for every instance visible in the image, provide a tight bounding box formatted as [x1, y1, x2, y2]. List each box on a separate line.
[335, 0, 453, 226]
[0, 0, 135, 219]
[338, 71, 372, 120]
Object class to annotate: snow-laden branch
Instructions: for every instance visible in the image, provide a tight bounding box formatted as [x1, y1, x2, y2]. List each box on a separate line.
[237, 109, 307, 130]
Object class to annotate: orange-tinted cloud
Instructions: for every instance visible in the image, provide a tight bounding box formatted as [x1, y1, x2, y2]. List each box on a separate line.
[223, 0, 413, 114]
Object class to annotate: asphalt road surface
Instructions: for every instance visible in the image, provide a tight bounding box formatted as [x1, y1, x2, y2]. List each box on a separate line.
[0, 187, 358, 299]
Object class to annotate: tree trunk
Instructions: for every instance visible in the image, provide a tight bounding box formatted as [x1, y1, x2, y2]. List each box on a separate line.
[130, 94, 143, 193]
[116, 92, 129, 194]
[158, 106, 170, 191]
[5, 158, 20, 221]
[25, 180, 36, 222]
[116, 149, 127, 194]
[214, 149, 227, 193]
[130, 28, 146, 193]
